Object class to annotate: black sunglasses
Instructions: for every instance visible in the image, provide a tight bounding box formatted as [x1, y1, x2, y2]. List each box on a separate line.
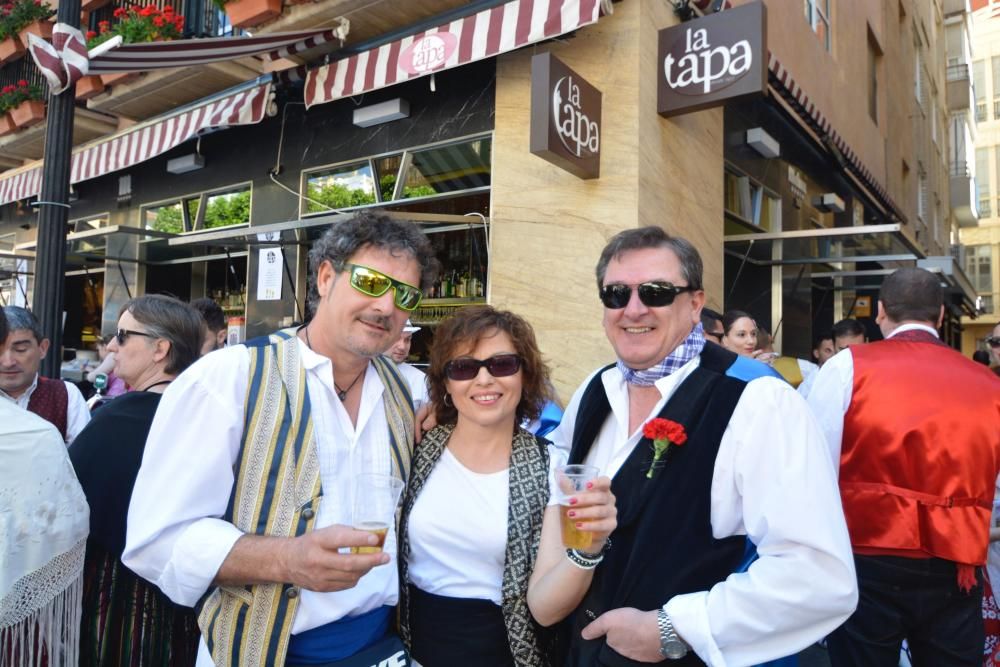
[444, 354, 522, 381]
[987, 336, 1000, 348]
[599, 282, 696, 309]
[116, 328, 156, 345]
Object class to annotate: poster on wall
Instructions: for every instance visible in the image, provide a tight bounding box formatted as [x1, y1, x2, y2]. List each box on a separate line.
[257, 247, 283, 301]
[529, 52, 602, 180]
[657, 1, 767, 118]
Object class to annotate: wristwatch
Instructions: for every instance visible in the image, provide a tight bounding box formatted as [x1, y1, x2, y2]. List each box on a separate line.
[657, 608, 688, 659]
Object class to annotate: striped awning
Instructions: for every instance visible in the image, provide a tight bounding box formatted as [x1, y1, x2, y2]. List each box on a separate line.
[86, 28, 342, 74]
[305, 0, 605, 109]
[0, 82, 272, 207]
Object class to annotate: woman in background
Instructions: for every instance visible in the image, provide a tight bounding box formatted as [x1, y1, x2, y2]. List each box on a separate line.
[69, 294, 204, 667]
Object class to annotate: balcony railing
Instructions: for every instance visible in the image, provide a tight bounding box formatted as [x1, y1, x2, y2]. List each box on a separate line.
[948, 63, 970, 83]
[951, 161, 970, 177]
[977, 102, 988, 123]
[0, 56, 46, 94]
[87, 0, 245, 40]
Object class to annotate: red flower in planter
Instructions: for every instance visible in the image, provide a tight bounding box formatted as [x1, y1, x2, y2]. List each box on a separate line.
[85, 29, 96, 39]
[113, 6, 127, 17]
[17, 79, 27, 87]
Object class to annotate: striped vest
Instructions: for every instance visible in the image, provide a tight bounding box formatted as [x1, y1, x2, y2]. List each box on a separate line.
[197, 328, 415, 667]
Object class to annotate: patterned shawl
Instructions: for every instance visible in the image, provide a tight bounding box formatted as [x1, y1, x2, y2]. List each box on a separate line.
[398, 423, 551, 666]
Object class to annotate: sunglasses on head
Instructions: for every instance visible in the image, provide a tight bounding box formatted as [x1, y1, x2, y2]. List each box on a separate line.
[344, 263, 423, 312]
[116, 328, 156, 345]
[444, 354, 522, 381]
[599, 282, 696, 309]
[987, 336, 1000, 348]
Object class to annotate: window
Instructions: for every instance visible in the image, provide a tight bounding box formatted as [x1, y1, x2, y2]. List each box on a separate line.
[868, 32, 880, 124]
[304, 161, 377, 215]
[978, 147, 990, 217]
[71, 214, 109, 234]
[723, 169, 780, 231]
[300, 135, 493, 217]
[143, 184, 251, 234]
[974, 60, 987, 123]
[964, 245, 992, 296]
[917, 169, 928, 223]
[804, 0, 831, 51]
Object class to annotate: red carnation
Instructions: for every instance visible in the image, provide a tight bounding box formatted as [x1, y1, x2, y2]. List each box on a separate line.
[162, 4, 173, 12]
[113, 6, 127, 17]
[17, 80, 28, 87]
[642, 418, 687, 479]
[85, 30, 97, 39]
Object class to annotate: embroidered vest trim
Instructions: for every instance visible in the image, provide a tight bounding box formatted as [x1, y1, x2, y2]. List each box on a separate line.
[398, 423, 551, 667]
[197, 329, 415, 667]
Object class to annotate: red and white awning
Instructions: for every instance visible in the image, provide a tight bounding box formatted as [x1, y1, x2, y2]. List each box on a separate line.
[305, 0, 604, 109]
[86, 28, 342, 74]
[0, 82, 272, 207]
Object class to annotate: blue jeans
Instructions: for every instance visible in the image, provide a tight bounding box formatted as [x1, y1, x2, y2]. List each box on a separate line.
[827, 555, 984, 667]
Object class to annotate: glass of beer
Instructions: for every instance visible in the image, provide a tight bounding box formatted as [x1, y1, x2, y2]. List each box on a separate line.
[351, 473, 404, 554]
[554, 464, 600, 550]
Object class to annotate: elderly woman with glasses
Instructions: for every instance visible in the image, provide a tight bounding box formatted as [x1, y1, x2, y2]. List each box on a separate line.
[69, 294, 204, 666]
[398, 306, 617, 667]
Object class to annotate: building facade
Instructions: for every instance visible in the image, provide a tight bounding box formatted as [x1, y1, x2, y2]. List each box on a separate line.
[0, 0, 978, 399]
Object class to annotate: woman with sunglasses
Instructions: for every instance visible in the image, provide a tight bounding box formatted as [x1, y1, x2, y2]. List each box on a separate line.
[69, 295, 204, 666]
[397, 306, 617, 666]
[720, 310, 759, 359]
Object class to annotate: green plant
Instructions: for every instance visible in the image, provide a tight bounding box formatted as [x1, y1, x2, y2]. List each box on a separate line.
[8, 0, 53, 32]
[0, 79, 44, 113]
[86, 4, 184, 48]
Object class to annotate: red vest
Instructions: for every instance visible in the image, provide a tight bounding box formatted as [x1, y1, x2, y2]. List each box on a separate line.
[26, 375, 68, 442]
[839, 331, 1000, 566]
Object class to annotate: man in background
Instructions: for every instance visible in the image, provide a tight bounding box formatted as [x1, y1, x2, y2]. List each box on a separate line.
[809, 268, 1000, 666]
[0, 305, 90, 443]
[191, 297, 227, 355]
[700, 307, 724, 344]
[387, 319, 429, 411]
[832, 318, 866, 353]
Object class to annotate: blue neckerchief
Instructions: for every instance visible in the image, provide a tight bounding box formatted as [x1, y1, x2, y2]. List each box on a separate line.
[617, 324, 707, 386]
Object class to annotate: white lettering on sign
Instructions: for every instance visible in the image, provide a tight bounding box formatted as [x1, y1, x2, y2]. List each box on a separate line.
[371, 651, 407, 667]
[663, 27, 753, 94]
[552, 75, 599, 158]
[398, 33, 458, 76]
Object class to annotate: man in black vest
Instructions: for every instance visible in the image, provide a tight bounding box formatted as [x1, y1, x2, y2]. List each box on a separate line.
[548, 227, 857, 665]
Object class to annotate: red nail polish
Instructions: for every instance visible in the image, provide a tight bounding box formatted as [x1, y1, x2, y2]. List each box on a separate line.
[569, 497, 578, 505]
[586, 481, 594, 489]
[576, 522, 584, 529]
[567, 510, 576, 518]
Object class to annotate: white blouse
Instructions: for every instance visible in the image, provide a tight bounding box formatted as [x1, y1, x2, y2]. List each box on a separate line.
[407, 445, 566, 605]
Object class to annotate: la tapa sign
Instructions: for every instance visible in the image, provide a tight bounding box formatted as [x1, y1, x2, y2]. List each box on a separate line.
[657, 1, 767, 118]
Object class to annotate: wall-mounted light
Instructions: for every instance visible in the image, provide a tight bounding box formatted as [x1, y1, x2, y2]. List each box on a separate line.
[353, 98, 410, 127]
[813, 193, 846, 213]
[166, 153, 205, 174]
[746, 127, 779, 158]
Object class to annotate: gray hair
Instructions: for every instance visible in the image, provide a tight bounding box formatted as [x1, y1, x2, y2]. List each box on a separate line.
[119, 295, 204, 375]
[595, 226, 704, 291]
[307, 210, 439, 312]
[3, 306, 44, 342]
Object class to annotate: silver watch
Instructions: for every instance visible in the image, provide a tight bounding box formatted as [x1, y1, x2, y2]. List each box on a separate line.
[657, 608, 688, 659]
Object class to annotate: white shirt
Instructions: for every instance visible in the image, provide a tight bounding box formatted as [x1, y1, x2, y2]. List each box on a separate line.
[396, 362, 429, 411]
[123, 341, 400, 667]
[0, 374, 90, 443]
[407, 445, 566, 605]
[547, 357, 857, 667]
[806, 323, 939, 472]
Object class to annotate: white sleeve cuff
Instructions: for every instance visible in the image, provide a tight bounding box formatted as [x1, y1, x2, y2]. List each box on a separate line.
[159, 519, 244, 607]
[665, 593, 728, 667]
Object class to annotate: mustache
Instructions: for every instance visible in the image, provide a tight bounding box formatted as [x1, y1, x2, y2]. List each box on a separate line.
[358, 314, 393, 331]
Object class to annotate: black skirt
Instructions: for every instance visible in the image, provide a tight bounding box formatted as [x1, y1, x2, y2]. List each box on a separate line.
[407, 584, 515, 667]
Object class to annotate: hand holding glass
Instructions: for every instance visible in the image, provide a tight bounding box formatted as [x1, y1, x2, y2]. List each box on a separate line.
[554, 464, 600, 550]
[351, 474, 404, 554]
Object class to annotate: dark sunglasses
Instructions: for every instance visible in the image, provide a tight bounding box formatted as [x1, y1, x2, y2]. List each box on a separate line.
[705, 330, 724, 342]
[344, 263, 422, 312]
[987, 336, 1000, 348]
[116, 328, 156, 345]
[599, 282, 696, 309]
[444, 354, 522, 381]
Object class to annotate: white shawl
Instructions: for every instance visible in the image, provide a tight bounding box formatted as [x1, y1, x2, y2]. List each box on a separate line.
[0, 399, 89, 667]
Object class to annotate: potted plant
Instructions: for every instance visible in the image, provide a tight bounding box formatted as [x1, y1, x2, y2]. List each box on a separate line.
[3, 79, 45, 128]
[0, 90, 14, 135]
[11, 0, 54, 44]
[0, 4, 26, 65]
[86, 5, 184, 87]
[213, 0, 281, 29]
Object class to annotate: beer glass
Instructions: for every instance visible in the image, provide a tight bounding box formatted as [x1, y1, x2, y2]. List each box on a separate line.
[554, 464, 600, 550]
[351, 473, 404, 554]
